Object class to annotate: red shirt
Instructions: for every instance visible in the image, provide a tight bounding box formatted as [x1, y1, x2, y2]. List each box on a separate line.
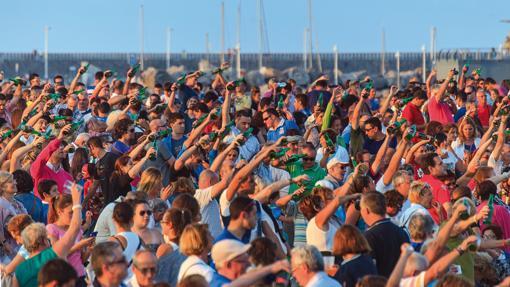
[428, 97, 454, 124]
[420, 174, 450, 223]
[477, 104, 491, 128]
[402, 102, 425, 131]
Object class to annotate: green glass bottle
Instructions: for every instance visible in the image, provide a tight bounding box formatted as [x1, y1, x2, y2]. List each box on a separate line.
[483, 194, 494, 225]
[387, 119, 407, 134]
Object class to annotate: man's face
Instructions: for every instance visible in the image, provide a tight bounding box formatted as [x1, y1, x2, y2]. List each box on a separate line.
[54, 78, 64, 88]
[262, 112, 276, 129]
[104, 247, 128, 285]
[291, 256, 308, 287]
[77, 94, 89, 110]
[31, 77, 41, 86]
[171, 119, 185, 134]
[302, 148, 316, 169]
[133, 252, 157, 286]
[236, 116, 251, 132]
[329, 164, 347, 181]
[331, 119, 342, 134]
[364, 122, 379, 139]
[227, 253, 251, 279]
[0, 99, 6, 113]
[502, 144, 510, 163]
[476, 90, 486, 105]
[242, 205, 257, 230]
[430, 156, 446, 177]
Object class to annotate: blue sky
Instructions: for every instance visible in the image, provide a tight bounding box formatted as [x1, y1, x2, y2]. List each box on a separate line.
[2, 0, 509, 53]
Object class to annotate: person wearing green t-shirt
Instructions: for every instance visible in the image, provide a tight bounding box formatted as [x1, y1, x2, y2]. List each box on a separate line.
[286, 142, 326, 196]
[14, 183, 83, 287]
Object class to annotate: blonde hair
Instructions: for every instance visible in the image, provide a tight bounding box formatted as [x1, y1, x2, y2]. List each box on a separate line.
[137, 168, 162, 198]
[458, 117, 478, 143]
[0, 171, 14, 196]
[408, 182, 430, 204]
[180, 224, 210, 256]
[21, 223, 48, 253]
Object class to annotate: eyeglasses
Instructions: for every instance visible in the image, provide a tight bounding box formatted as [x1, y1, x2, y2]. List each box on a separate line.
[135, 266, 157, 275]
[364, 126, 375, 132]
[139, 210, 153, 216]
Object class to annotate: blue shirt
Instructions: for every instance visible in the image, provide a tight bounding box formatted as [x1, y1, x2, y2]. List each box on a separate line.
[267, 119, 299, 142]
[210, 273, 232, 287]
[111, 140, 130, 156]
[454, 107, 466, 123]
[215, 228, 251, 244]
[15, 193, 44, 223]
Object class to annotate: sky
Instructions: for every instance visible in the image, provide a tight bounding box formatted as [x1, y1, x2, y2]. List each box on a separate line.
[1, 0, 509, 53]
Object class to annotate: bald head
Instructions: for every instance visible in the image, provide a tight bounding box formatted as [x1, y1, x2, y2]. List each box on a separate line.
[403, 252, 428, 277]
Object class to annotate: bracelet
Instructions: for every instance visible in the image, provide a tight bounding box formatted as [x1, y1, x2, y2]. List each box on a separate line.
[456, 247, 465, 256]
[72, 205, 82, 211]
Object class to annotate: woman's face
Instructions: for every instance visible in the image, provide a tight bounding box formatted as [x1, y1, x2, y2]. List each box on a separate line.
[483, 229, 497, 241]
[58, 206, 73, 226]
[226, 150, 239, 162]
[447, 128, 457, 143]
[134, 203, 152, 228]
[3, 179, 17, 195]
[121, 160, 133, 174]
[462, 124, 474, 139]
[331, 119, 342, 134]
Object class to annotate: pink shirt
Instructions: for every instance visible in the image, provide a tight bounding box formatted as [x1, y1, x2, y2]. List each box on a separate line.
[427, 97, 453, 124]
[420, 174, 450, 223]
[477, 201, 510, 253]
[46, 224, 85, 276]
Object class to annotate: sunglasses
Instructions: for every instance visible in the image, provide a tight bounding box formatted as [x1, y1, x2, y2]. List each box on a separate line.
[263, 116, 271, 121]
[303, 157, 315, 161]
[129, 128, 135, 133]
[136, 266, 157, 275]
[139, 210, 152, 216]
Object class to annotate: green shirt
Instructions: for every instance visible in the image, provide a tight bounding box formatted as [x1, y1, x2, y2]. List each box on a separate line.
[439, 226, 474, 283]
[15, 247, 58, 287]
[287, 162, 326, 195]
[349, 128, 365, 158]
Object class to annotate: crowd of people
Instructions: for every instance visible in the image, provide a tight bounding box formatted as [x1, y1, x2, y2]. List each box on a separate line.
[1, 61, 510, 287]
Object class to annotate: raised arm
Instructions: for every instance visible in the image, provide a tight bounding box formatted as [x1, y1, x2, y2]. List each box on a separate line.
[221, 84, 233, 128]
[182, 109, 217, 148]
[174, 141, 201, 172]
[227, 260, 290, 287]
[252, 175, 309, 203]
[405, 139, 429, 164]
[315, 193, 360, 230]
[10, 137, 46, 173]
[225, 142, 278, 201]
[379, 85, 398, 116]
[210, 136, 242, 173]
[424, 204, 465, 263]
[128, 147, 156, 178]
[426, 69, 436, 99]
[433, 69, 454, 102]
[381, 135, 408, 186]
[69, 66, 86, 94]
[53, 183, 83, 258]
[423, 236, 478, 286]
[490, 116, 507, 161]
[371, 133, 391, 175]
[351, 94, 364, 131]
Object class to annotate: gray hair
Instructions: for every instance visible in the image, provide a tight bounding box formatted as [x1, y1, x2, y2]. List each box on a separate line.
[132, 250, 157, 269]
[408, 213, 435, 241]
[91, 241, 121, 277]
[21, 223, 48, 253]
[392, 170, 409, 188]
[404, 252, 429, 277]
[291, 245, 324, 272]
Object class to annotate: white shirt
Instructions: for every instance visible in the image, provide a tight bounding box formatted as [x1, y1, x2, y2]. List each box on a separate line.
[177, 255, 215, 283]
[451, 137, 480, 160]
[400, 270, 426, 287]
[306, 271, 342, 287]
[375, 177, 394, 193]
[316, 145, 350, 165]
[194, 186, 223, 238]
[306, 217, 340, 252]
[126, 275, 141, 287]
